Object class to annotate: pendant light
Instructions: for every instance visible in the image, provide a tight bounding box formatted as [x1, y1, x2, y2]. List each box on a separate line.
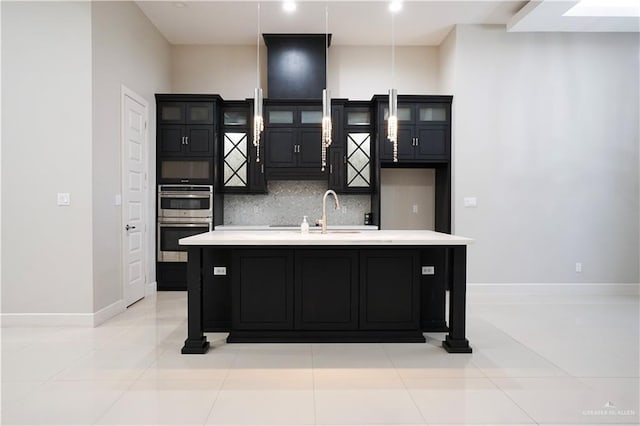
[253, 3, 264, 163]
[387, 5, 398, 162]
[321, 5, 332, 172]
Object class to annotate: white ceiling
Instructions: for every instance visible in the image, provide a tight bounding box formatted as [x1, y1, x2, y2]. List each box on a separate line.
[135, 0, 640, 46]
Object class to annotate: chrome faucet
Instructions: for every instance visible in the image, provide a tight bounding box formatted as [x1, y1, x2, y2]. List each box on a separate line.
[318, 190, 340, 234]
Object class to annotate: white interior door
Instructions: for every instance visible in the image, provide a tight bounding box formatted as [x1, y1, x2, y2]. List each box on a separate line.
[122, 88, 148, 307]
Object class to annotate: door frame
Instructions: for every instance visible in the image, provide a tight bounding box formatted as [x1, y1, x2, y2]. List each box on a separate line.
[120, 85, 151, 306]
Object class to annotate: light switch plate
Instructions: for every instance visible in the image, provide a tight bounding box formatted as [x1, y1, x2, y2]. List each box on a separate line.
[115, 194, 122, 206]
[57, 193, 71, 206]
[213, 267, 227, 276]
[463, 197, 477, 207]
[422, 266, 435, 275]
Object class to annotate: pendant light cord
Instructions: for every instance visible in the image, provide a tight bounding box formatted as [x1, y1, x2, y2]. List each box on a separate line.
[256, 2, 261, 88]
[391, 11, 395, 86]
[326, 4, 329, 88]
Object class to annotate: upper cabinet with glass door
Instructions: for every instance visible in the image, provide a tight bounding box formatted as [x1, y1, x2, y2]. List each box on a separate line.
[159, 102, 215, 125]
[377, 96, 452, 163]
[221, 102, 266, 193]
[342, 106, 373, 192]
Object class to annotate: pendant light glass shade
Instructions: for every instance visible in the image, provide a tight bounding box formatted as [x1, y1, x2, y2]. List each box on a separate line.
[387, 6, 398, 162]
[321, 88, 332, 171]
[387, 88, 398, 162]
[253, 87, 264, 162]
[321, 6, 331, 172]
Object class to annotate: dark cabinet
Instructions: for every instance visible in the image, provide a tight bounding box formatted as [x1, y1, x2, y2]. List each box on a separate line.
[232, 250, 294, 330]
[203, 249, 231, 331]
[329, 104, 373, 193]
[360, 250, 420, 330]
[265, 128, 322, 169]
[295, 250, 358, 330]
[220, 101, 266, 193]
[157, 98, 217, 158]
[264, 103, 327, 179]
[213, 247, 429, 339]
[378, 99, 451, 162]
[159, 125, 214, 157]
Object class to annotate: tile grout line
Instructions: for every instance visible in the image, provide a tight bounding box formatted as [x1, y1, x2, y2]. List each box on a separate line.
[201, 339, 239, 426]
[90, 345, 170, 425]
[381, 342, 430, 426]
[470, 315, 576, 379]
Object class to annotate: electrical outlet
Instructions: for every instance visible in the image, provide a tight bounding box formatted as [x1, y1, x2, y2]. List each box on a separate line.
[114, 194, 122, 206]
[57, 193, 71, 206]
[213, 267, 227, 276]
[412, 204, 419, 214]
[422, 266, 435, 275]
[575, 262, 582, 273]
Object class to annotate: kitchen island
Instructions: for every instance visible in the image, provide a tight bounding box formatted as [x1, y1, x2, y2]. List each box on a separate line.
[179, 230, 473, 354]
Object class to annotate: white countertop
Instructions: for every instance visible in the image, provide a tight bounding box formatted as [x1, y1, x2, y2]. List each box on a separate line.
[180, 229, 473, 246]
[215, 225, 379, 231]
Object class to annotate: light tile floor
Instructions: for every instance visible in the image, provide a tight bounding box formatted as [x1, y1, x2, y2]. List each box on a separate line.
[1, 291, 638, 425]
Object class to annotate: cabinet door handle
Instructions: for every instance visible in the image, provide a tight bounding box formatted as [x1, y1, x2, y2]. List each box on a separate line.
[261, 164, 264, 174]
[181, 136, 185, 145]
[415, 137, 419, 146]
[330, 163, 333, 174]
[185, 136, 189, 145]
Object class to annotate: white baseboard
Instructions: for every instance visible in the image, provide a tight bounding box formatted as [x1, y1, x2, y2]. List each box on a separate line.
[145, 280, 157, 296]
[1, 312, 94, 327]
[1, 299, 127, 327]
[93, 299, 125, 326]
[468, 283, 640, 296]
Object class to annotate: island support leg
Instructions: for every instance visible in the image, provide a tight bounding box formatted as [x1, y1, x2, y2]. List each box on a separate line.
[443, 245, 472, 353]
[181, 247, 210, 354]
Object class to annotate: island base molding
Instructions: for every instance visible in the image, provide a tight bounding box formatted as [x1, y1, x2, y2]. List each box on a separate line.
[227, 330, 426, 343]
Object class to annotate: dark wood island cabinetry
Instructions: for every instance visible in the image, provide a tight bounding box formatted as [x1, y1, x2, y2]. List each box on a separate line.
[179, 230, 472, 354]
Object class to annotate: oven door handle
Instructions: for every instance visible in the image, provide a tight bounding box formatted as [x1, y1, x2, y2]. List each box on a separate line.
[159, 193, 212, 199]
[158, 222, 211, 227]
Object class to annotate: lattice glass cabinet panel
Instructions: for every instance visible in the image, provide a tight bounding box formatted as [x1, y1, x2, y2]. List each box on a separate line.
[346, 133, 371, 188]
[223, 132, 248, 187]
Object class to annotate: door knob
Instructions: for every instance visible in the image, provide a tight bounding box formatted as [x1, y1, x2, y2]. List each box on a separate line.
[125, 224, 136, 231]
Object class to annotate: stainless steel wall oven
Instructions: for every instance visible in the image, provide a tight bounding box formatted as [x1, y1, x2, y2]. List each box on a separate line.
[157, 185, 213, 263]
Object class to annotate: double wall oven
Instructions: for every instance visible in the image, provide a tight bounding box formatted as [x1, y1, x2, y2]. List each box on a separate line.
[157, 185, 213, 263]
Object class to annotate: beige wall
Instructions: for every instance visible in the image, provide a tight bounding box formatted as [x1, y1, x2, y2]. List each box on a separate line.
[1, 1, 172, 321]
[171, 44, 439, 99]
[91, 2, 171, 312]
[380, 169, 435, 230]
[1, 1, 94, 314]
[450, 25, 639, 284]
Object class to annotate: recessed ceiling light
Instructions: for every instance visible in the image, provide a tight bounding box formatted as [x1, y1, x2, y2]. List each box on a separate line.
[564, 0, 640, 17]
[389, 1, 403, 13]
[283, 1, 296, 13]
[174, 2, 186, 8]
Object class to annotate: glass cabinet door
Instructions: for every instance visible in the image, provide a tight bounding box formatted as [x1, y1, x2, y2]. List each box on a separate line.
[223, 132, 248, 187]
[346, 132, 371, 188]
[223, 110, 248, 126]
[267, 110, 295, 125]
[417, 106, 447, 122]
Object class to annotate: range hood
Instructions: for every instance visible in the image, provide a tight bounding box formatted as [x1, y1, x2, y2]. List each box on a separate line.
[263, 34, 332, 99]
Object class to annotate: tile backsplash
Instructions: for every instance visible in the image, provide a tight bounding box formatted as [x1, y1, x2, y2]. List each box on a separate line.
[223, 181, 371, 226]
